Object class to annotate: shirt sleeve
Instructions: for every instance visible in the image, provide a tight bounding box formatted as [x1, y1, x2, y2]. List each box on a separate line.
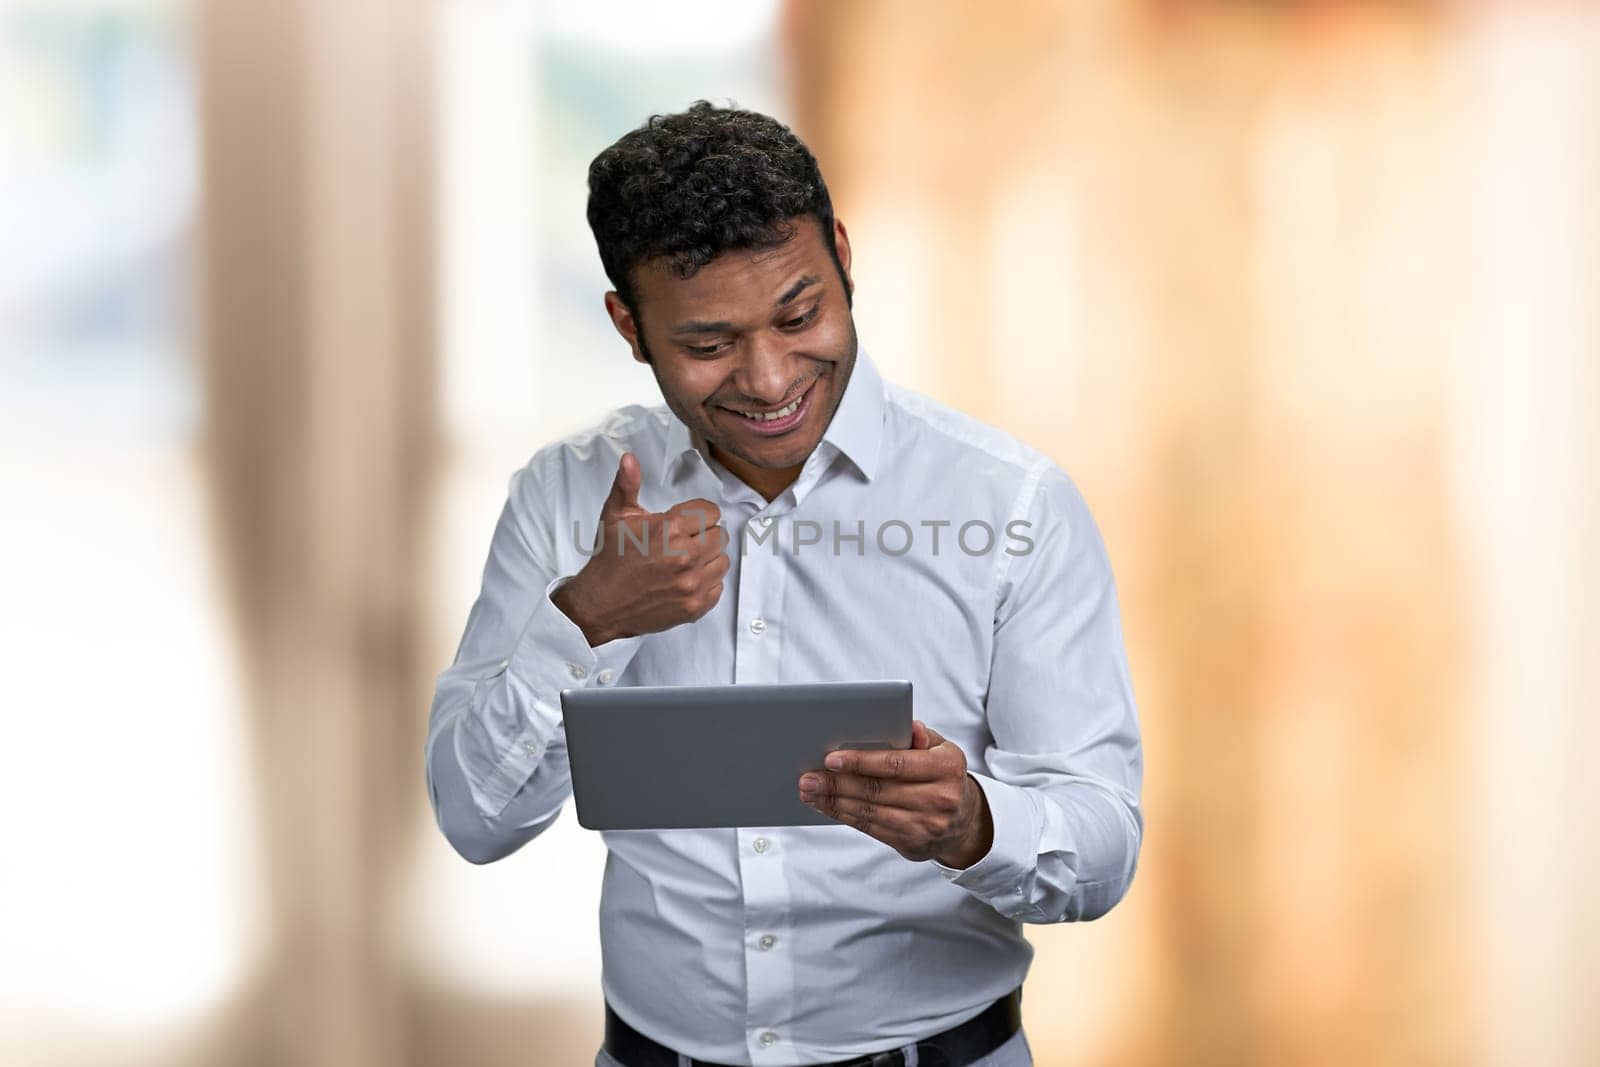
[929, 460, 1145, 922]
[423, 458, 644, 864]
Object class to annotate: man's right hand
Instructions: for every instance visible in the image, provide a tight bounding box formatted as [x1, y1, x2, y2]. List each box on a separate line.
[551, 451, 731, 647]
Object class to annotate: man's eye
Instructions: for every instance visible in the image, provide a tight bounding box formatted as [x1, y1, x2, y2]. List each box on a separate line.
[687, 341, 730, 356]
[780, 307, 819, 331]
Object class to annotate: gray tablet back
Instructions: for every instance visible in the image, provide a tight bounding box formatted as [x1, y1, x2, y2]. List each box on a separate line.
[561, 680, 912, 830]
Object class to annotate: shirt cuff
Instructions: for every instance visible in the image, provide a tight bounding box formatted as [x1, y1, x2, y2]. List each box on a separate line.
[472, 574, 644, 816]
[929, 771, 1040, 920]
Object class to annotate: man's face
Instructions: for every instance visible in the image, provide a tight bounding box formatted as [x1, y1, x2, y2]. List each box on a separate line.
[604, 217, 857, 491]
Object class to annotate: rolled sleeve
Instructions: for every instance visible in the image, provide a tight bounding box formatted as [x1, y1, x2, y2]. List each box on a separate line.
[424, 454, 644, 861]
[942, 459, 1144, 923]
[463, 575, 645, 817]
[929, 772, 1040, 920]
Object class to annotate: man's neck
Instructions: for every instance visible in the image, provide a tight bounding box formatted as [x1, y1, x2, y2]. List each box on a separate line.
[708, 443, 802, 504]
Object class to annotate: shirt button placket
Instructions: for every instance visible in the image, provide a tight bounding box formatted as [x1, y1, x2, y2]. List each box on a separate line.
[735, 505, 793, 1063]
[735, 507, 786, 687]
[741, 827, 791, 1064]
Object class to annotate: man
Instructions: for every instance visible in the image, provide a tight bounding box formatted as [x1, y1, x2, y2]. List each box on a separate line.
[424, 102, 1143, 1067]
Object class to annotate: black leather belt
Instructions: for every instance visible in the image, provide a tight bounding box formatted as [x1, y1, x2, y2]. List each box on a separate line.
[603, 987, 1022, 1067]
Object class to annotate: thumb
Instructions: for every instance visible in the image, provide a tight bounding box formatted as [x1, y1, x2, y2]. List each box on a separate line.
[603, 451, 642, 516]
[911, 719, 932, 750]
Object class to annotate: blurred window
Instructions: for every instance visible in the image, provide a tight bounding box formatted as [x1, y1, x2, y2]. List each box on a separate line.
[0, 0, 260, 1049]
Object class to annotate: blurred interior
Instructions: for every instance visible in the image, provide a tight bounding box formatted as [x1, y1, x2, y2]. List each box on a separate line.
[2, 0, 1596, 1064]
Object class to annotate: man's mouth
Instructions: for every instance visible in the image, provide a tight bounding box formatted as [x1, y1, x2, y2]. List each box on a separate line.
[720, 377, 820, 436]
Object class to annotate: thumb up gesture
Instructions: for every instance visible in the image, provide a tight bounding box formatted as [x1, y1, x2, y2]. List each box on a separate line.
[552, 452, 731, 647]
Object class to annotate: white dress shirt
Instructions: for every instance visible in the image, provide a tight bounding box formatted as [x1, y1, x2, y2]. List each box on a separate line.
[424, 346, 1143, 1065]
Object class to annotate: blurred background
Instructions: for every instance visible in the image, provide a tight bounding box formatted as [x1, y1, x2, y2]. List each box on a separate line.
[2, 0, 1596, 1064]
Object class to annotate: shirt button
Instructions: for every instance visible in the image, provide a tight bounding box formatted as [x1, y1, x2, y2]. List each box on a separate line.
[758, 1031, 778, 1047]
[497, 659, 510, 672]
[758, 934, 776, 950]
[567, 662, 588, 681]
[755, 514, 772, 526]
[596, 668, 615, 685]
[522, 741, 538, 756]
[748, 618, 767, 636]
[752, 837, 770, 854]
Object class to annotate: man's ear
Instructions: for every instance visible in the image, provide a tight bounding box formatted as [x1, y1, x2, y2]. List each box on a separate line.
[832, 218, 854, 298]
[603, 291, 651, 365]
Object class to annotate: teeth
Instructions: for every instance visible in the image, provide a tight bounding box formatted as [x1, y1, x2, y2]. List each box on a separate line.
[739, 395, 802, 421]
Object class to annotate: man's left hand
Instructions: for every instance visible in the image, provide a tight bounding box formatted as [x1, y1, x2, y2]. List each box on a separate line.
[798, 720, 993, 868]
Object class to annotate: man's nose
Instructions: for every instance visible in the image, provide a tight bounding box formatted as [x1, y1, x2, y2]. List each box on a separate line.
[734, 334, 799, 403]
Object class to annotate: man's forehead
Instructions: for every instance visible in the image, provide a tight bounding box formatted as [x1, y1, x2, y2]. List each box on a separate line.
[634, 227, 826, 309]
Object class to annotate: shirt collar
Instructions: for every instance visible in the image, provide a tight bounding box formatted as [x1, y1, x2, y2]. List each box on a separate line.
[659, 344, 886, 489]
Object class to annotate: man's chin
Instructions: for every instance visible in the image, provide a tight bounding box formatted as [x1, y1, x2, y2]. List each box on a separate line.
[707, 433, 817, 473]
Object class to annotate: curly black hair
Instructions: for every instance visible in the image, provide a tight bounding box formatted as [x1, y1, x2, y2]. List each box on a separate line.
[586, 101, 848, 322]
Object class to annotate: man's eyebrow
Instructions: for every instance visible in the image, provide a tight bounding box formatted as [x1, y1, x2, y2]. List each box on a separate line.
[670, 319, 734, 336]
[775, 275, 820, 308]
[668, 275, 822, 335]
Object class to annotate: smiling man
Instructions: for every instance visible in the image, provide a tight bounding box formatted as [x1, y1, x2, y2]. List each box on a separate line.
[423, 102, 1144, 1067]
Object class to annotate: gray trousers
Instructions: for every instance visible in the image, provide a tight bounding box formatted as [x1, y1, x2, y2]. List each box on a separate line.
[595, 1026, 1033, 1067]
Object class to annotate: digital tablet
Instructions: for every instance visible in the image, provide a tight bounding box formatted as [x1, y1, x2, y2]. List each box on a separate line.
[561, 679, 913, 830]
